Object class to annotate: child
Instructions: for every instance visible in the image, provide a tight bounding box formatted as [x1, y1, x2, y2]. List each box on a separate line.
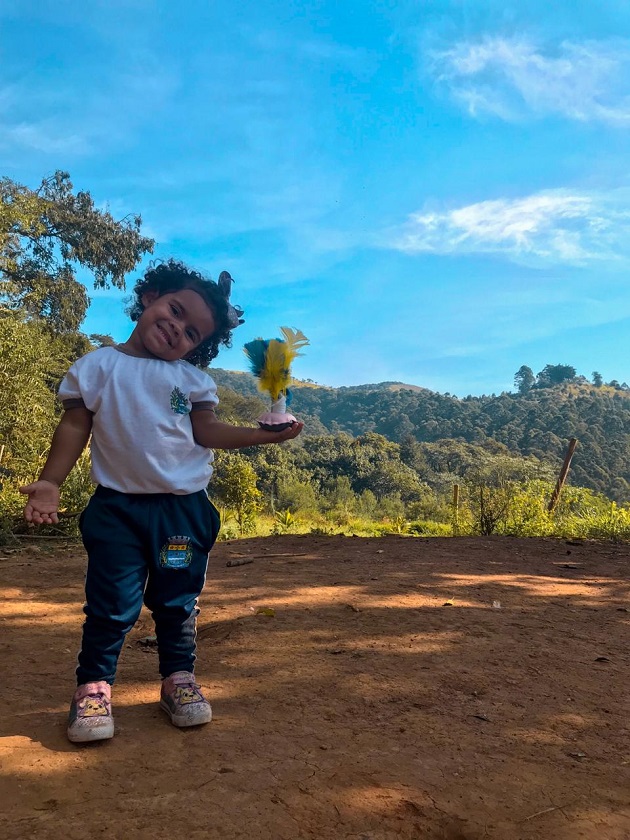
[20, 259, 303, 744]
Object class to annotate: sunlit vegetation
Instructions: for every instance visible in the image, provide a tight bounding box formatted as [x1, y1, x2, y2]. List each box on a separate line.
[2, 171, 629, 543]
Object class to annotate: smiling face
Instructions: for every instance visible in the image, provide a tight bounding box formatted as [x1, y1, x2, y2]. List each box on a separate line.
[125, 288, 217, 361]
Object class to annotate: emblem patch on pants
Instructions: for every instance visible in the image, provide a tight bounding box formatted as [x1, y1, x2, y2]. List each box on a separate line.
[160, 535, 193, 569]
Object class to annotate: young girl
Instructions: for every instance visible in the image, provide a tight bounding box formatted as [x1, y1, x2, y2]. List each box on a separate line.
[20, 259, 303, 744]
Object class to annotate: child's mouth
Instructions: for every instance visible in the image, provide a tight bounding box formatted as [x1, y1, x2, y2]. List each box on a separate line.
[157, 325, 172, 347]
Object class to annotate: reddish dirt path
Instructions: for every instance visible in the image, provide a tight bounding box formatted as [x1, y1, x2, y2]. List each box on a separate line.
[1, 535, 629, 839]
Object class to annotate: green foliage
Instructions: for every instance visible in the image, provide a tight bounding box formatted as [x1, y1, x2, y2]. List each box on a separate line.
[213, 367, 630, 503]
[58, 450, 95, 521]
[461, 458, 553, 536]
[275, 477, 319, 514]
[299, 431, 426, 502]
[389, 515, 410, 534]
[0, 315, 64, 474]
[536, 364, 577, 388]
[583, 502, 630, 541]
[214, 385, 266, 424]
[272, 509, 296, 535]
[1, 171, 154, 332]
[210, 452, 261, 535]
[514, 365, 535, 394]
[89, 333, 116, 348]
[214, 507, 239, 541]
[549, 486, 630, 540]
[408, 520, 452, 536]
[380, 493, 406, 521]
[356, 489, 378, 519]
[0, 481, 27, 540]
[322, 475, 355, 517]
[0, 315, 95, 538]
[244, 441, 312, 513]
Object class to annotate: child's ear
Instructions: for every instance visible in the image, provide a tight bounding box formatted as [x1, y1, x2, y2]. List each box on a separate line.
[141, 290, 160, 307]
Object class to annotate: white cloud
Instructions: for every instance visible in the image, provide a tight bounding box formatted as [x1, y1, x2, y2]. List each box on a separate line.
[430, 36, 630, 123]
[387, 189, 630, 265]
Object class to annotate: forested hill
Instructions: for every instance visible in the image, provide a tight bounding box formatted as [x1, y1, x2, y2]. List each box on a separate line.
[208, 369, 630, 502]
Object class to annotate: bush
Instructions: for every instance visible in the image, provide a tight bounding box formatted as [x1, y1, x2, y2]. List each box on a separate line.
[408, 521, 452, 536]
[271, 509, 297, 535]
[275, 478, 319, 515]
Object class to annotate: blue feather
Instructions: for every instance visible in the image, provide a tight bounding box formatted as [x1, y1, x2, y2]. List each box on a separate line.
[243, 339, 269, 378]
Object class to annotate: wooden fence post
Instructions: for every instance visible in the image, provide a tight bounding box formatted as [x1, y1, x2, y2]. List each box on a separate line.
[452, 483, 460, 534]
[548, 438, 578, 513]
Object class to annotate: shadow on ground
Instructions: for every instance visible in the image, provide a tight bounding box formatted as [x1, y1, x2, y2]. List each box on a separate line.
[1, 535, 629, 839]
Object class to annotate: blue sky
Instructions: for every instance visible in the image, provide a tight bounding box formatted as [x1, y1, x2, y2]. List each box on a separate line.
[3, 1, 630, 396]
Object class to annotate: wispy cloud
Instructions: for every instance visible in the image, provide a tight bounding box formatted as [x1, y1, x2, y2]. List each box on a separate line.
[1, 121, 90, 155]
[250, 29, 373, 72]
[430, 36, 630, 123]
[387, 189, 630, 265]
[0, 49, 178, 159]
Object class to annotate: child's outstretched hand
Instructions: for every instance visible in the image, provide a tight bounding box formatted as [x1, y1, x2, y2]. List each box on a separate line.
[269, 421, 304, 442]
[19, 480, 61, 525]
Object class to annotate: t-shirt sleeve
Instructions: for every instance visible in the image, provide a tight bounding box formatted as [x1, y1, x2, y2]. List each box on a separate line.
[58, 362, 86, 410]
[189, 372, 219, 412]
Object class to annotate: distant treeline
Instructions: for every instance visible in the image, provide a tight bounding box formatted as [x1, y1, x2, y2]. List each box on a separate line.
[209, 368, 630, 502]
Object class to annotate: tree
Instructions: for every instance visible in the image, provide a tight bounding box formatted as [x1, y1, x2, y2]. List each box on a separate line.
[514, 365, 535, 394]
[592, 371, 603, 387]
[89, 333, 116, 348]
[0, 314, 67, 472]
[210, 453, 261, 534]
[0, 171, 154, 332]
[322, 475, 356, 523]
[536, 364, 577, 388]
[275, 477, 319, 514]
[463, 457, 550, 535]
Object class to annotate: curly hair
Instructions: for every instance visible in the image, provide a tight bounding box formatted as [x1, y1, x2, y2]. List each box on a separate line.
[127, 259, 243, 368]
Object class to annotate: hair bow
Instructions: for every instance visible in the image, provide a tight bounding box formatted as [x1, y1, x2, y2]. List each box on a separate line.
[218, 270, 244, 328]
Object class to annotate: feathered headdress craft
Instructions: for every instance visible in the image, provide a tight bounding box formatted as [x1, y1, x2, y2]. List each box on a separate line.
[243, 327, 309, 430]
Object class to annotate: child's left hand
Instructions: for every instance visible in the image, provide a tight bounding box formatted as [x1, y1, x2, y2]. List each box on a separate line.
[265, 420, 304, 442]
[191, 411, 304, 450]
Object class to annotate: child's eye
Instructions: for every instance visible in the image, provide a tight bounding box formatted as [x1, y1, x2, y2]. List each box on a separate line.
[170, 304, 179, 316]
[186, 329, 196, 341]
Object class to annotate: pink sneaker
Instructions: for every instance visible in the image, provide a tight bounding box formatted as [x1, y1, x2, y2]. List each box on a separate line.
[160, 671, 212, 727]
[67, 681, 114, 743]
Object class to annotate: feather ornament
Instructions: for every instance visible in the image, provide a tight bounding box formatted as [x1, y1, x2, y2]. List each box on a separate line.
[243, 339, 269, 380]
[259, 338, 291, 401]
[279, 327, 309, 360]
[242, 327, 309, 430]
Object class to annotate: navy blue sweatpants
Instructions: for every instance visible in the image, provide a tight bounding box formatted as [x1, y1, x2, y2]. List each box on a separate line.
[77, 485, 220, 686]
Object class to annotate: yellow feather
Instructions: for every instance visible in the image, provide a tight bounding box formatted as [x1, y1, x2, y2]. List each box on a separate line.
[259, 339, 291, 400]
[253, 328, 309, 400]
[279, 327, 309, 364]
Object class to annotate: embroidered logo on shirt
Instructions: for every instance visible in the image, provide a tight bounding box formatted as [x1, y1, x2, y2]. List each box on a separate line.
[170, 386, 190, 415]
[160, 536, 193, 569]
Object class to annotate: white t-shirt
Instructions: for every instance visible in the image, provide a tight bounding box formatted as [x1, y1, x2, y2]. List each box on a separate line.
[58, 346, 219, 494]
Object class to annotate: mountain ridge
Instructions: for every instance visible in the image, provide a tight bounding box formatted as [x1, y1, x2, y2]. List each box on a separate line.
[208, 368, 630, 502]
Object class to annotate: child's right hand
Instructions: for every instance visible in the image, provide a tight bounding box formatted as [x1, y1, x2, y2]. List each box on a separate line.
[19, 480, 61, 525]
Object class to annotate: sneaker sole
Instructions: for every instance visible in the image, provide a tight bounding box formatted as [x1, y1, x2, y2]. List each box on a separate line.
[67, 722, 115, 743]
[159, 699, 212, 727]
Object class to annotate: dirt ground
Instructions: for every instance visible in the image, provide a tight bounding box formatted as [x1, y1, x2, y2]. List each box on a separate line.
[1, 535, 629, 840]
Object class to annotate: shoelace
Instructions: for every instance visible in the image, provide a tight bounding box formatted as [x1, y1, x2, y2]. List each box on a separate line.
[174, 681, 203, 702]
